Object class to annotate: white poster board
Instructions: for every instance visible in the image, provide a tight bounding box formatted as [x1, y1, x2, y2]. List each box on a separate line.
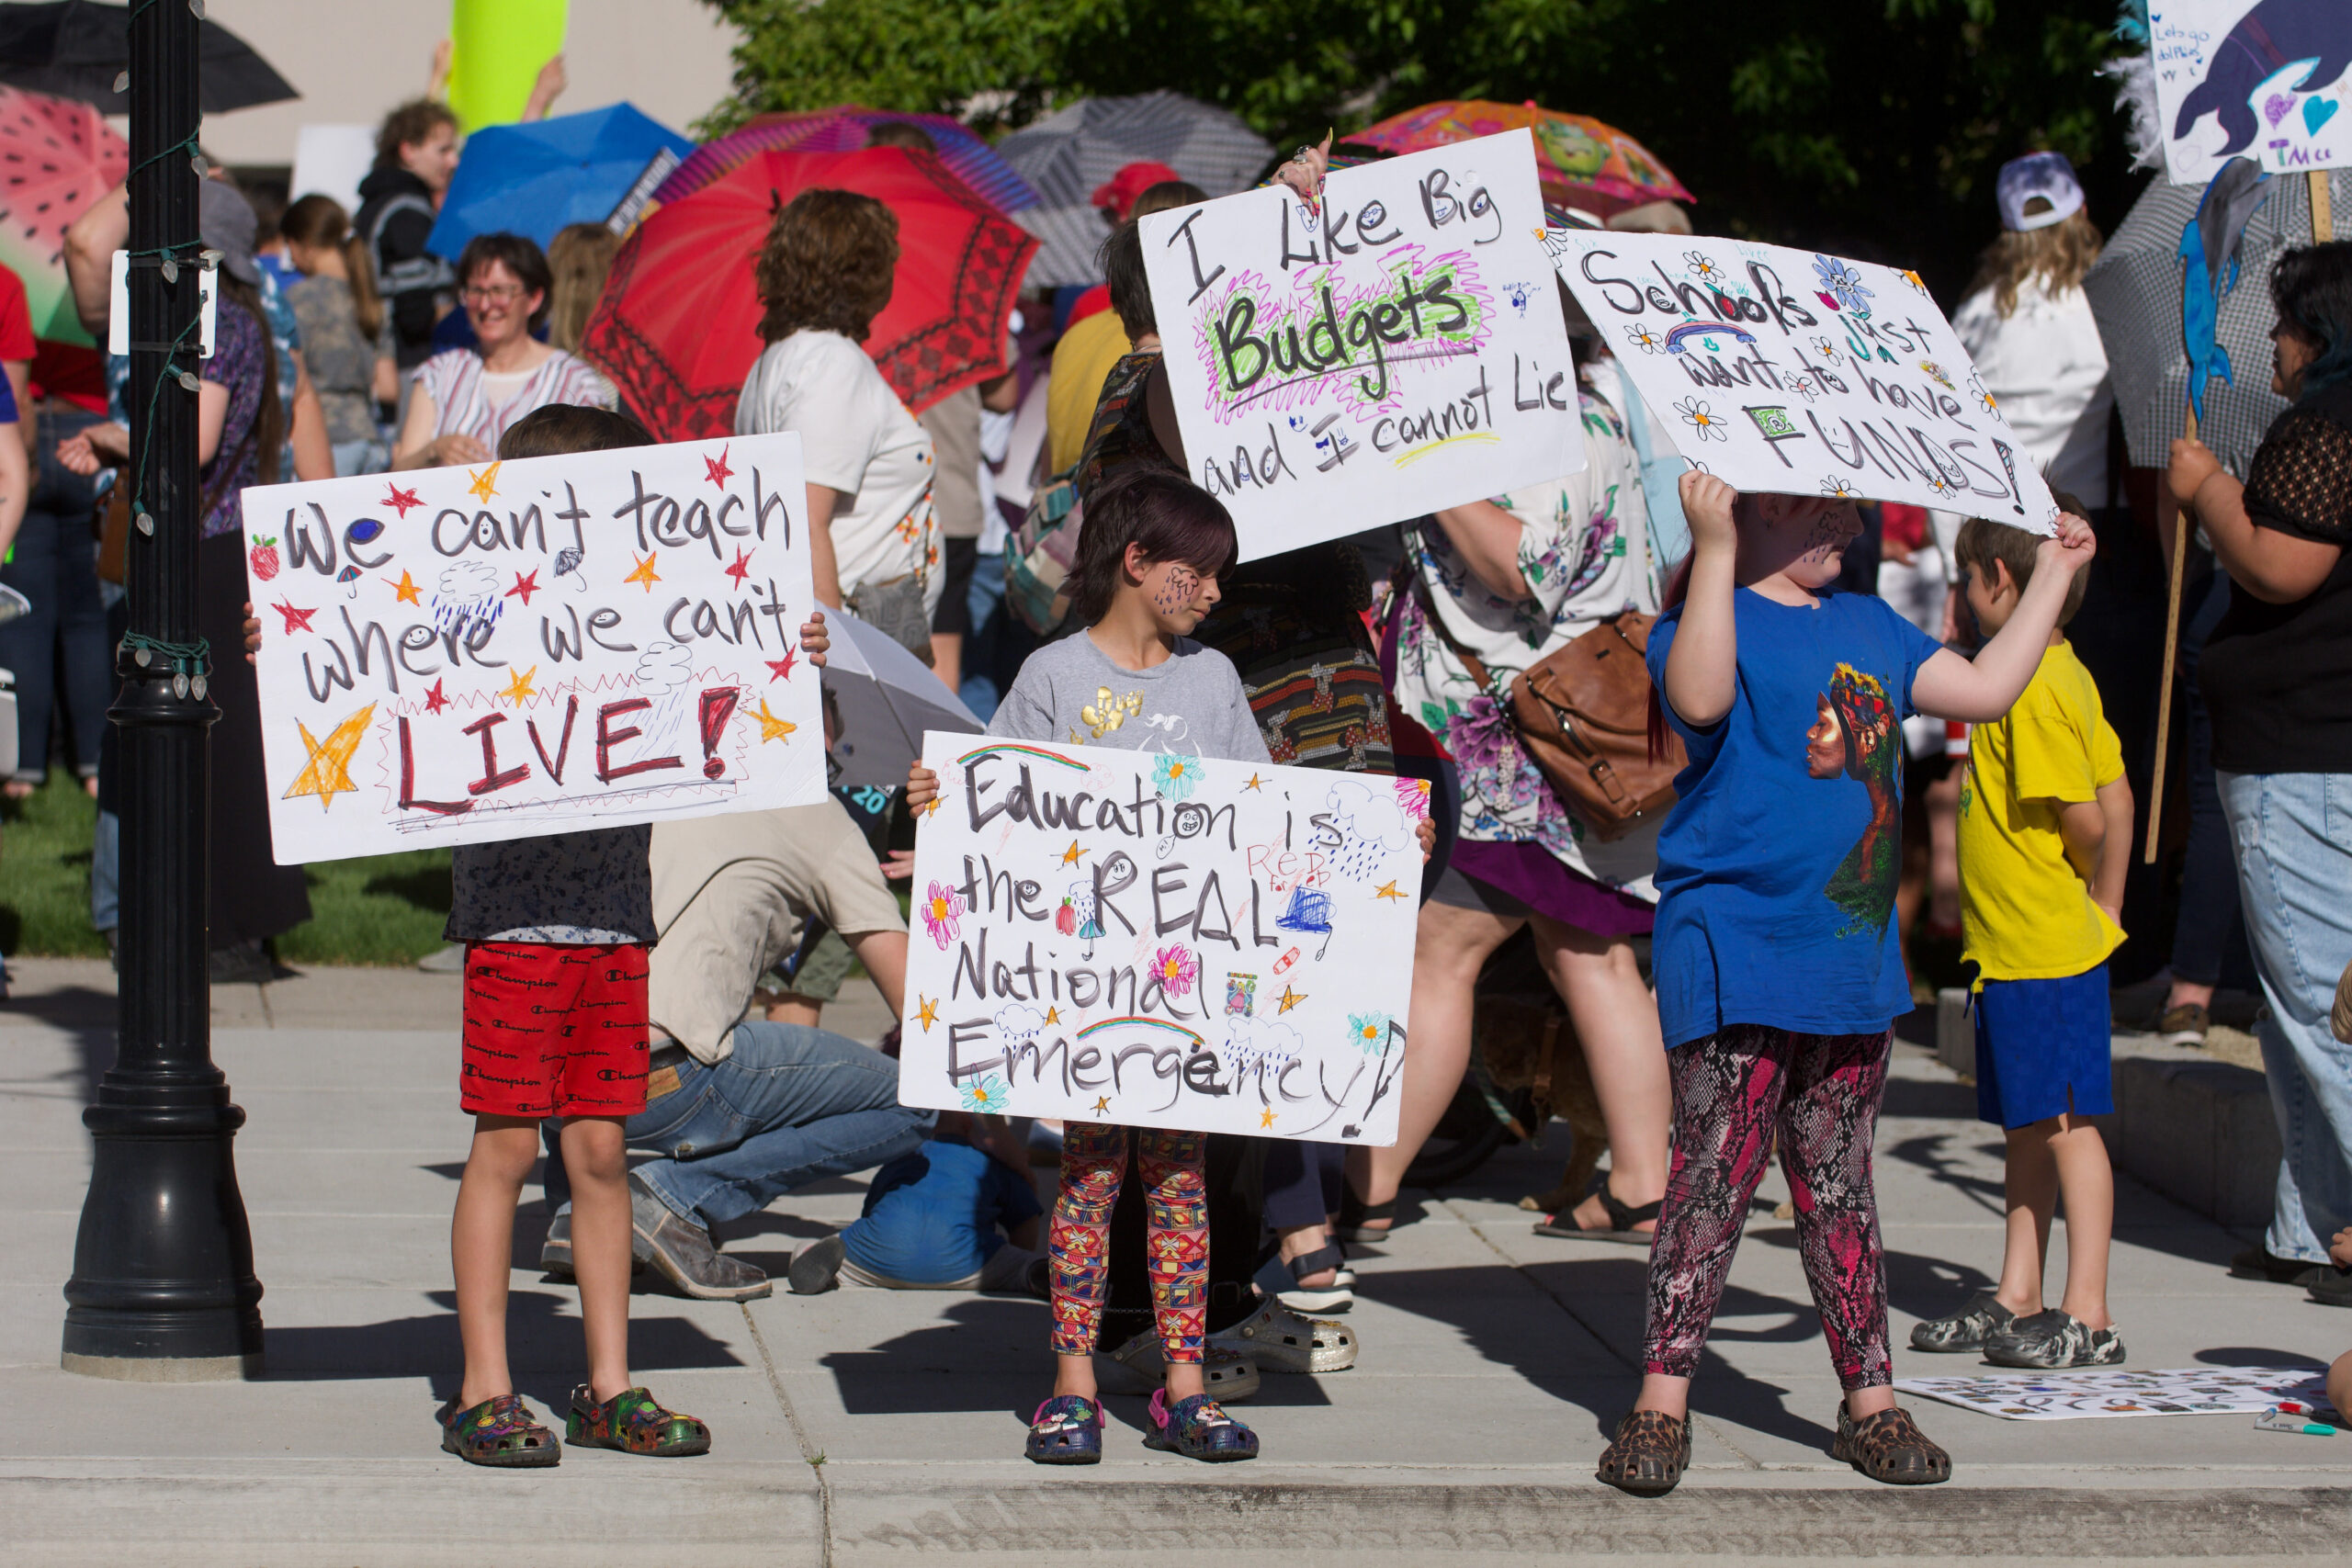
[243, 434, 825, 863]
[2150, 3, 2351, 185]
[896, 734, 1426, 1143]
[1137, 128, 1583, 560]
[1551, 231, 2062, 533]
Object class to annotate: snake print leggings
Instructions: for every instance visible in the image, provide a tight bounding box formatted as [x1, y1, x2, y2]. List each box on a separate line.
[1049, 1122, 1209, 1362]
[1642, 1025, 1894, 1390]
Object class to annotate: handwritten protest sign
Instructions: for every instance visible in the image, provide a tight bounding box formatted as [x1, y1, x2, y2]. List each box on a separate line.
[1551, 231, 2062, 533]
[896, 734, 1426, 1143]
[2149, 2, 2349, 185]
[243, 433, 824, 864]
[1137, 128, 1583, 560]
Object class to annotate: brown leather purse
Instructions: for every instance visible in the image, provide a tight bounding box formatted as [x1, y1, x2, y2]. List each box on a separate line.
[1449, 610, 1686, 841]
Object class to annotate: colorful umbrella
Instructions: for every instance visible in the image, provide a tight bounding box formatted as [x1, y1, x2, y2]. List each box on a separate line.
[0, 83, 122, 344]
[582, 147, 1039, 440]
[993, 91, 1273, 287]
[651, 107, 1037, 217]
[426, 103, 694, 256]
[1342, 100, 1691, 221]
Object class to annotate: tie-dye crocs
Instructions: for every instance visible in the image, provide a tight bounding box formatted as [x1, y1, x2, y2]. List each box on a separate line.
[1144, 1389, 1258, 1462]
[442, 1393, 561, 1467]
[564, 1384, 711, 1457]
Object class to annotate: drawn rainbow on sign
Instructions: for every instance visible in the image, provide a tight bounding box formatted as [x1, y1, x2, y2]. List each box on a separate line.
[1664, 321, 1758, 354]
[956, 742, 1090, 772]
[1076, 1017, 1204, 1048]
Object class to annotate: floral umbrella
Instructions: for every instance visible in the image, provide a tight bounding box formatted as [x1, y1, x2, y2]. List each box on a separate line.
[1342, 100, 1691, 221]
[0, 83, 123, 344]
[651, 107, 1037, 217]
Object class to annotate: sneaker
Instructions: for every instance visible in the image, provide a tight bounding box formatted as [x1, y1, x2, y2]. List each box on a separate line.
[1908, 1289, 2017, 1353]
[2307, 1267, 2352, 1309]
[1983, 1308, 2125, 1368]
[786, 1232, 845, 1295]
[209, 939, 275, 986]
[541, 1211, 575, 1276]
[2230, 1245, 2333, 1288]
[628, 1175, 772, 1301]
[2154, 1002, 2210, 1047]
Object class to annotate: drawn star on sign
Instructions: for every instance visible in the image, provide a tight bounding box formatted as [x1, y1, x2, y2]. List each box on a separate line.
[916, 996, 939, 1032]
[1060, 840, 1086, 866]
[1374, 880, 1405, 901]
[1092, 1096, 1113, 1114]
[1044, 1006, 1061, 1025]
[506, 570, 541, 606]
[389, 570, 421, 604]
[284, 705, 375, 810]
[423, 680, 449, 716]
[764, 649, 797, 682]
[1259, 1109, 1277, 1129]
[751, 698, 796, 741]
[724, 547, 753, 590]
[381, 482, 423, 518]
[503, 665, 538, 705]
[1277, 987, 1306, 1015]
[703, 445, 734, 489]
[464, 462, 502, 502]
[1243, 773, 1265, 792]
[624, 553, 662, 592]
[271, 600, 318, 635]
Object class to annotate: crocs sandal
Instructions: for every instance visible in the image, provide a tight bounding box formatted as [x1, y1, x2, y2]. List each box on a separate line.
[1096, 1329, 1260, 1402]
[1596, 1408, 1688, 1495]
[1209, 1299, 1357, 1374]
[1832, 1404, 1951, 1485]
[1273, 1243, 1353, 1314]
[564, 1384, 711, 1458]
[442, 1393, 561, 1468]
[1144, 1389, 1258, 1462]
[1532, 1180, 1659, 1245]
[1337, 1186, 1396, 1244]
[1024, 1393, 1104, 1465]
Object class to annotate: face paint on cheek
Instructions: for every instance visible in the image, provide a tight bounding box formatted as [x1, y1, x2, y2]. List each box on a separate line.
[1155, 567, 1200, 614]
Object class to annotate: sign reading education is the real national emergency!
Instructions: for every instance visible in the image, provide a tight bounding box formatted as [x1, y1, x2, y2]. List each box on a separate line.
[896, 733, 1426, 1144]
[1551, 230, 2062, 534]
[242, 433, 827, 864]
[1137, 128, 1584, 560]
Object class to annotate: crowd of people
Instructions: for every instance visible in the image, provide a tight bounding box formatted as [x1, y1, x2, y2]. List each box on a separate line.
[3, 75, 2349, 1490]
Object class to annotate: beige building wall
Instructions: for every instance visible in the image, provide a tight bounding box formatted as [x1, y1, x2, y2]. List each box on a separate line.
[182, 0, 743, 167]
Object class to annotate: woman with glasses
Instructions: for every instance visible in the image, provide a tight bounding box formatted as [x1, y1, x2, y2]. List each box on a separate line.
[392, 232, 611, 471]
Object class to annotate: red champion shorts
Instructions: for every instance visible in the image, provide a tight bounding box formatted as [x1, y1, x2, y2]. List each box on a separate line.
[459, 942, 650, 1119]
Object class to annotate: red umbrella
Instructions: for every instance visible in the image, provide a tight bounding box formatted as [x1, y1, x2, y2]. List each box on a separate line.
[583, 146, 1038, 439]
[651, 107, 1037, 217]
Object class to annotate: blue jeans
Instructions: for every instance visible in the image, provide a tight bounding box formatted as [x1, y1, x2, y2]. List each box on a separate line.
[547, 1021, 933, 1228]
[2218, 771, 2352, 1263]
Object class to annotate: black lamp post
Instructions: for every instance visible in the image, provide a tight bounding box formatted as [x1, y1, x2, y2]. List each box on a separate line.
[61, 0, 263, 1379]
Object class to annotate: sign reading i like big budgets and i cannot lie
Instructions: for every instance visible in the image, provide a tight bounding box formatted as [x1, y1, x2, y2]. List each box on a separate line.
[242, 433, 827, 864]
[1136, 128, 1584, 560]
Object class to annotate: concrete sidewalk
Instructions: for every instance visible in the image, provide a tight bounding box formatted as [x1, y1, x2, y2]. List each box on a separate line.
[3, 958, 2346, 1563]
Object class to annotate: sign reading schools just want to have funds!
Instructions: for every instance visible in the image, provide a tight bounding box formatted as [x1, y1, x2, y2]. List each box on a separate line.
[1137, 127, 1585, 560]
[242, 433, 827, 864]
[896, 735, 1429, 1145]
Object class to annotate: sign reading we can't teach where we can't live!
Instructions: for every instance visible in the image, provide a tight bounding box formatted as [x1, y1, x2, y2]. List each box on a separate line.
[896, 733, 1428, 1144]
[1551, 229, 2062, 532]
[242, 433, 828, 865]
[1138, 127, 1584, 560]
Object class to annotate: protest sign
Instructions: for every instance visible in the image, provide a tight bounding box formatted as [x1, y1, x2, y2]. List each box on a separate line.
[243, 433, 825, 864]
[1137, 128, 1583, 560]
[1551, 231, 2062, 533]
[896, 733, 1426, 1143]
[2148, 2, 2350, 185]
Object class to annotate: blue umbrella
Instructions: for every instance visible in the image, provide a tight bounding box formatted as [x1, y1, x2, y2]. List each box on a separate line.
[426, 103, 692, 256]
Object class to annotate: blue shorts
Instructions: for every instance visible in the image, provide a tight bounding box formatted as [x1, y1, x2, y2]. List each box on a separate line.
[1973, 964, 2115, 1130]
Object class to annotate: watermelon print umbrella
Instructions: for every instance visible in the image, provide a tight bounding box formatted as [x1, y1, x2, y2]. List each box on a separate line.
[651, 107, 1037, 217]
[582, 146, 1038, 440]
[0, 83, 123, 344]
[1342, 100, 1691, 222]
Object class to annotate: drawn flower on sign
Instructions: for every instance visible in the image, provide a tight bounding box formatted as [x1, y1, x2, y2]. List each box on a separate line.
[1673, 397, 1729, 443]
[1970, 374, 1998, 415]
[1151, 750, 1202, 801]
[1346, 1012, 1392, 1054]
[1924, 471, 1958, 499]
[1811, 254, 1873, 316]
[1153, 945, 1200, 998]
[1395, 775, 1432, 820]
[960, 1075, 1010, 1113]
[1684, 251, 1725, 287]
[920, 882, 965, 950]
[1789, 373, 1822, 402]
[1918, 360, 1954, 390]
[1808, 335, 1840, 361]
[1820, 476, 1860, 501]
[1623, 323, 1665, 355]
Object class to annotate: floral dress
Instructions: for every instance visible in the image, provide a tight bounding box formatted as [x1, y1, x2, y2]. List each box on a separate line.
[1388, 389, 1662, 897]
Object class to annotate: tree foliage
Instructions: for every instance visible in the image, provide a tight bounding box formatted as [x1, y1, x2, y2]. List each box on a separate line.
[703, 0, 2132, 297]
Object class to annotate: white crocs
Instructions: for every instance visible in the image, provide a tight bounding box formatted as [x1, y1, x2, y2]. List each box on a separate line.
[1094, 1330, 1261, 1402]
[1209, 1298, 1358, 1373]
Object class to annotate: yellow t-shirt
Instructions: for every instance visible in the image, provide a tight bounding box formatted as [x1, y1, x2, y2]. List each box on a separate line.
[1045, 310, 1133, 476]
[1958, 640, 2126, 985]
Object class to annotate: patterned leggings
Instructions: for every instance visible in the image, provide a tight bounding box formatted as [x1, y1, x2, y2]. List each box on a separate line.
[1050, 1122, 1209, 1362]
[1642, 1025, 1893, 1390]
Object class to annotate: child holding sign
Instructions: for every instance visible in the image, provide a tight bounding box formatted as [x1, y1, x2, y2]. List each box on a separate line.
[1597, 471, 2095, 1496]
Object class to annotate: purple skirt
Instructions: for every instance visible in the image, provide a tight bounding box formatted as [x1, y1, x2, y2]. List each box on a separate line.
[1447, 839, 1656, 938]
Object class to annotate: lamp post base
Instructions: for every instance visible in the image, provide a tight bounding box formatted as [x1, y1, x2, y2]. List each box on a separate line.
[61, 1351, 262, 1383]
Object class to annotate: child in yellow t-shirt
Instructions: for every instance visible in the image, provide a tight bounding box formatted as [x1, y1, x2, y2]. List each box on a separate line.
[1912, 516, 2133, 1371]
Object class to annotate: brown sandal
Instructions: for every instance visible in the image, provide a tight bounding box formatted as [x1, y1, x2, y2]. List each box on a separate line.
[1832, 1404, 1951, 1484]
[1596, 1408, 1690, 1495]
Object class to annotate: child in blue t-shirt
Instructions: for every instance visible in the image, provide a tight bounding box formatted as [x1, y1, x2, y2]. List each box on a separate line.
[1594, 472, 2095, 1499]
[785, 1113, 1046, 1295]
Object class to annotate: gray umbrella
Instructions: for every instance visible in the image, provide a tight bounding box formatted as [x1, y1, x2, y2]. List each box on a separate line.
[2085, 166, 2349, 479]
[996, 91, 1273, 288]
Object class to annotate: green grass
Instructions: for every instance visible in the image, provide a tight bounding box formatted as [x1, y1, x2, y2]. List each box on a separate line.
[2, 773, 453, 966]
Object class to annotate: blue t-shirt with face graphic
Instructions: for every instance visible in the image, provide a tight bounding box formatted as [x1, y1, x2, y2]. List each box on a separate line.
[1645, 588, 1941, 1048]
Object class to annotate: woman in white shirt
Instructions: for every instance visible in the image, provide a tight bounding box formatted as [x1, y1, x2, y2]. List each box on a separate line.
[735, 190, 940, 656]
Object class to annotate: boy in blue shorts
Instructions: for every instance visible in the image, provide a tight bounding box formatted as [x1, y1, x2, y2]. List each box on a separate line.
[786, 1113, 1046, 1295]
[1913, 513, 2132, 1369]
